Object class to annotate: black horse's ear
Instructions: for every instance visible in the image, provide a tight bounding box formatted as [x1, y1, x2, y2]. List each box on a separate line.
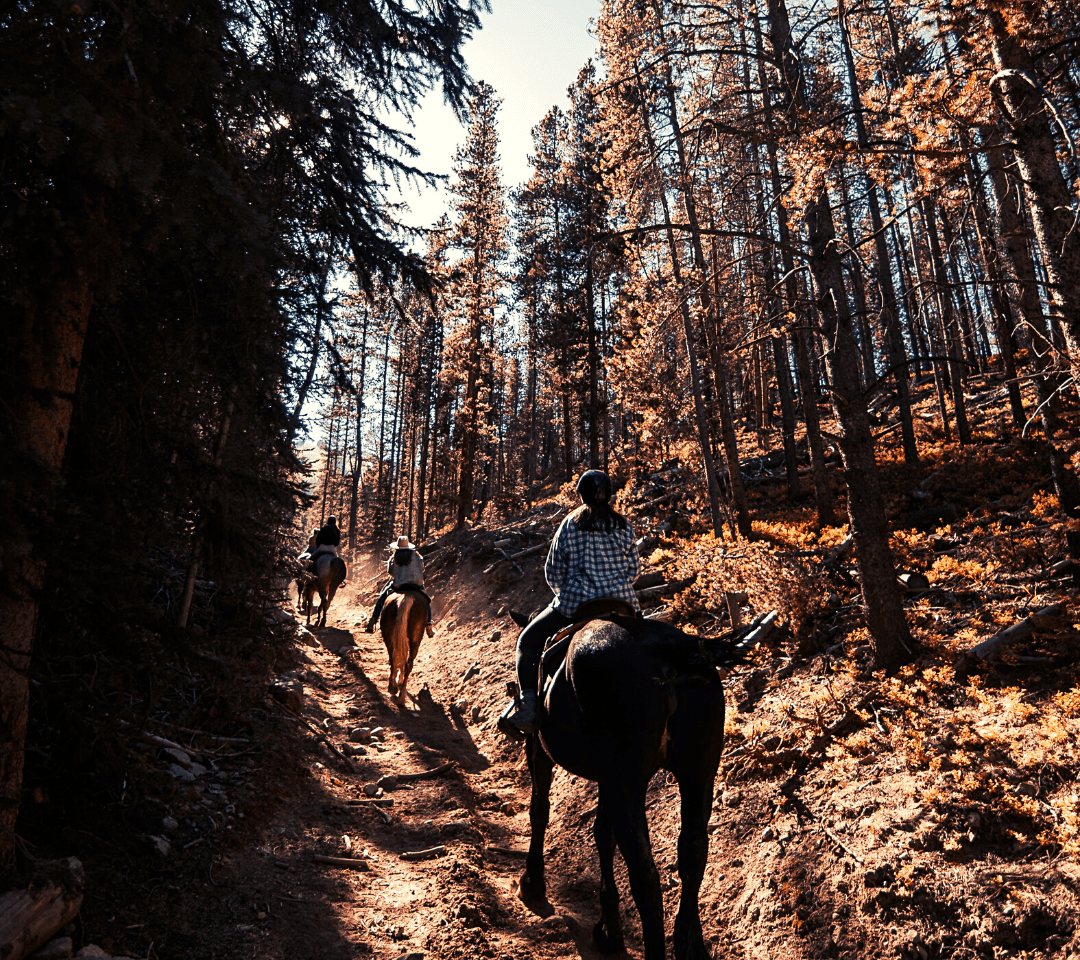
[509, 610, 530, 629]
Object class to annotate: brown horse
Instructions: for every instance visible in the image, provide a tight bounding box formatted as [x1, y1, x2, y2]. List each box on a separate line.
[303, 554, 347, 628]
[379, 589, 428, 703]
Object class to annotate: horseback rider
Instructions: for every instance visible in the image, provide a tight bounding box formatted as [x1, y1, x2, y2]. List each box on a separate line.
[499, 469, 641, 738]
[364, 536, 435, 637]
[308, 516, 346, 581]
[311, 516, 340, 558]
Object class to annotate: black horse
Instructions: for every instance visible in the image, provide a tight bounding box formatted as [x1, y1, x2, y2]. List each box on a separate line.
[509, 609, 776, 960]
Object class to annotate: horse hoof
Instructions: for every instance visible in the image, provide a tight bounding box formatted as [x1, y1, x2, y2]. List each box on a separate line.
[674, 930, 711, 960]
[517, 872, 546, 904]
[592, 919, 625, 953]
[677, 942, 711, 960]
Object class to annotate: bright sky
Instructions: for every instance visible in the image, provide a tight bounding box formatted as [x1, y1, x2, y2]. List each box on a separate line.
[396, 0, 602, 233]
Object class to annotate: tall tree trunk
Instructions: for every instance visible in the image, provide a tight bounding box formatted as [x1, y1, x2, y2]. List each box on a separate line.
[457, 274, 483, 527]
[320, 397, 337, 526]
[635, 67, 729, 537]
[0, 277, 93, 861]
[291, 256, 330, 433]
[757, 3, 836, 524]
[966, 156, 1026, 426]
[648, 21, 745, 536]
[585, 258, 602, 466]
[902, 204, 953, 439]
[922, 199, 972, 444]
[805, 190, 913, 671]
[348, 309, 370, 550]
[836, 0, 918, 462]
[986, 9, 1080, 407]
[982, 148, 1080, 510]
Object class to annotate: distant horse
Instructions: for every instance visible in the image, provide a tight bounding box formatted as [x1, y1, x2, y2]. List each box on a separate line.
[379, 589, 428, 704]
[509, 607, 776, 960]
[302, 554, 347, 628]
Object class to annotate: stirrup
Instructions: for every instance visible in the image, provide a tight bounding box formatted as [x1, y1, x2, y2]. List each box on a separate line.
[497, 691, 536, 741]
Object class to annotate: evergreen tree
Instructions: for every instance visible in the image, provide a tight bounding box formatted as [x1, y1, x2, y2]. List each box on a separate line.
[0, 0, 483, 862]
[448, 81, 509, 526]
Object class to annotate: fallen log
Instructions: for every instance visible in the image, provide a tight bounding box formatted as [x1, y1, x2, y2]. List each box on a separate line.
[955, 602, 1066, 674]
[508, 542, 548, 562]
[485, 845, 528, 859]
[0, 857, 84, 960]
[1024, 558, 1075, 582]
[822, 536, 854, 568]
[636, 575, 697, 601]
[401, 846, 446, 861]
[631, 486, 688, 513]
[482, 548, 524, 577]
[395, 761, 456, 784]
[312, 855, 370, 871]
[633, 570, 668, 590]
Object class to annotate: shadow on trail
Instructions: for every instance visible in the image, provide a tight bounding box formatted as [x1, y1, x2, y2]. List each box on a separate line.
[334, 641, 491, 774]
[311, 625, 352, 650]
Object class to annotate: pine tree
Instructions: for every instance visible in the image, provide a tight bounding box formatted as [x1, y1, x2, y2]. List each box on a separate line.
[448, 81, 509, 526]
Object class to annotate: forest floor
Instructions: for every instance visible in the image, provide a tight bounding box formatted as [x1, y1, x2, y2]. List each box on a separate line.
[19, 377, 1080, 960]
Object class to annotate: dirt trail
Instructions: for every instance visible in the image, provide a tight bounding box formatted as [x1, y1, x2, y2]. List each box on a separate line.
[214, 549, 652, 960]
[144, 537, 1080, 960]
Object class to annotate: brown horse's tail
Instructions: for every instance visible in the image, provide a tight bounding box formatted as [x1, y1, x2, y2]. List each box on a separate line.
[389, 593, 415, 692]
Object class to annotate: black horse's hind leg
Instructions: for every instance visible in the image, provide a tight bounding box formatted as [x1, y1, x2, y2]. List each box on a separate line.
[673, 780, 713, 960]
[601, 781, 665, 960]
[519, 735, 554, 905]
[591, 800, 625, 952]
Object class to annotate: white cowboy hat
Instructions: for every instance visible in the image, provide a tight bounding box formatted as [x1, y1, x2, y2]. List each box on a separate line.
[390, 536, 416, 550]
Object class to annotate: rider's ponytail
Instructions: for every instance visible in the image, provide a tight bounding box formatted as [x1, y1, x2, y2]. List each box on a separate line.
[393, 548, 414, 568]
[573, 502, 628, 533]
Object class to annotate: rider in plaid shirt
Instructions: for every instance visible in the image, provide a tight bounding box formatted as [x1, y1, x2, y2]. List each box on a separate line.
[499, 470, 640, 739]
[545, 504, 641, 616]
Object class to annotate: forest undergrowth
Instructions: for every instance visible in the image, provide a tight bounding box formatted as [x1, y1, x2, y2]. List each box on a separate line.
[11, 377, 1080, 960]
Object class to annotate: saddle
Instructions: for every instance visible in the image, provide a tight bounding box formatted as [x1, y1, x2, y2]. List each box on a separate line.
[393, 582, 431, 613]
[539, 596, 638, 691]
[308, 550, 346, 580]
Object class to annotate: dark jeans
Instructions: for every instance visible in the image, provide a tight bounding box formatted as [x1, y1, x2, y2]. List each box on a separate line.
[515, 603, 574, 692]
[370, 581, 430, 624]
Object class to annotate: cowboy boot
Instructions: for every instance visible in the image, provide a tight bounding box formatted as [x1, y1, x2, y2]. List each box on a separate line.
[497, 689, 537, 740]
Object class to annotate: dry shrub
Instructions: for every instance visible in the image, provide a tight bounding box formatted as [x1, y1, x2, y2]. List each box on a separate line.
[667, 533, 817, 634]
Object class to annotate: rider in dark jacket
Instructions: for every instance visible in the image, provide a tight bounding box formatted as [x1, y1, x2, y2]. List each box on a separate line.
[315, 517, 341, 549]
[308, 516, 345, 580]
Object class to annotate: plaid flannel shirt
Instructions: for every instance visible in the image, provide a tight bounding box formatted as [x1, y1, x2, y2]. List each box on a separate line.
[545, 509, 641, 615]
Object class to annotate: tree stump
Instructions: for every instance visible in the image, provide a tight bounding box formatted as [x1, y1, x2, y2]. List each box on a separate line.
[0, 857, 84, 960]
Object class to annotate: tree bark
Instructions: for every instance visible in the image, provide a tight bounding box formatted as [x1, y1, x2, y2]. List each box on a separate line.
[805, 190, 914, 671]
[837, 0, 918, 462]
[986, 11, 1080, 406]
[0, 277, 93, 862]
